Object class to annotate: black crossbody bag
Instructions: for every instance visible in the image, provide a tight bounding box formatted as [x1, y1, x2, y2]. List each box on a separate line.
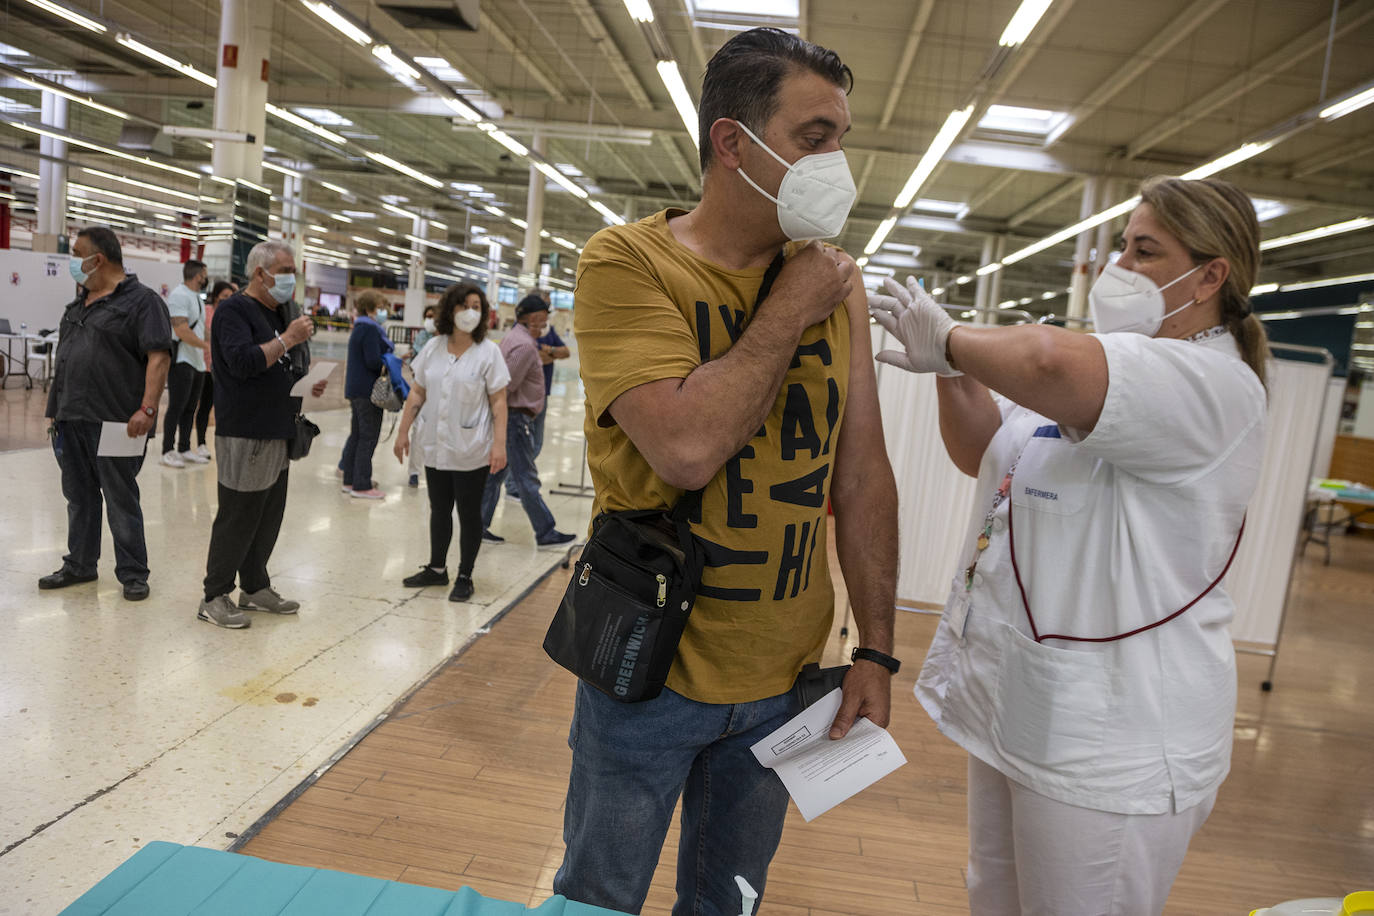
[543, 251, 785, 703]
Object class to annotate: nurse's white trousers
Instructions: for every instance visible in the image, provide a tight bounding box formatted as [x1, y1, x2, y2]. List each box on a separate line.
[966, 756, 1216, 916]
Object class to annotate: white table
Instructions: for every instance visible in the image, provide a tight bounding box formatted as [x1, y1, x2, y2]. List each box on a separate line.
[0, 332, 48, 390]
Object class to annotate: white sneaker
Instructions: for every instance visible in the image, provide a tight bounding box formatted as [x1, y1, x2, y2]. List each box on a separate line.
[181, 449, 210, 465]
[194, 444, 211, 459]
[351, 488, 385, 500]
[160, 451, 185, 468]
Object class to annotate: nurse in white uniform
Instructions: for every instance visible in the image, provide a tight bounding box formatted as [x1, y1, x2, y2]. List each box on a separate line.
[871, 176, 1270, 915]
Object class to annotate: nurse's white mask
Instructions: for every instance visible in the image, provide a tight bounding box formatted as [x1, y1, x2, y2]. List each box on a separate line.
[1088, 262, 1201, 336]
[733, 121, 856, 241]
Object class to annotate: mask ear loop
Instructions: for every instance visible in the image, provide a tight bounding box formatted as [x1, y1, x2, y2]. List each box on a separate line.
[1156, 263, 1205, 324]
[732, 121, 796, 213]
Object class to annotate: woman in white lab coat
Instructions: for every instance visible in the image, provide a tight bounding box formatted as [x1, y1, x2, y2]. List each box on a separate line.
[871, 176, 1270, 915]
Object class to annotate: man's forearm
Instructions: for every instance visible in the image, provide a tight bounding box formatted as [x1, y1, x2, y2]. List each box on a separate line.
[142, 352, 170, 408]
[833, 460, 898, 654]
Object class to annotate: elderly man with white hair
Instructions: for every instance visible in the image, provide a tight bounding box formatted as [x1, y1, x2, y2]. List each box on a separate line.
[198, 240, 327, 629]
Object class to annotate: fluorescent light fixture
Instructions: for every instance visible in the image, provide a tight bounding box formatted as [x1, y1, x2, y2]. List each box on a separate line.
[976, 262, 1002, 276]
[483, 205, 505, 217]
[300, 0, 372, 45]
[864, 216, 899, 255]
[351, 235, 378, 246]
[262, 161, 302, 179]
[485, 128, 529, 158]
[6, 121, 201, 179]
[912, 198, 964, 215]
[1041, 290, 1057, 299]
[10, 73, 128, 119]
[1001, 195, 1140, 266]
[362, 150, 443, 189]
[977, 103, 1068, 137]
[1250, 197, 1288, 223]
[535, 161, 590, 199]
[1259, 216, 1374, 251]
[371, 45, 420, 81]
[443, 97, 482, 122]
[380, 202, 412, 218]
[999, 0, 1054, 46]
[432, 220, 447, 231]
[415, 56, 465, 83]
[894, 105, 974, 209]
[656, 61, 699, 150]
[115, 34, 216, 87]
[318, 180, 351, 195]
[855, 256, 869, 268]
[378, 226, 396, 236]
[1180, 142, 1272, 180]
[552, 236, 578, 250]
[330, 212, 353, 223]
[1319, 84, 1374, 120]
[265, 104, 348, 145]
[342, 210, 374, 218]
[1278, 271, 1374, 292]
[511, 217, 528, 229]
[589, 199, 627, 226]
[21, 0, 106, 33]
[289, 106, 351, 128]
[451, 181, 484, 192]
[236, 177, 271, 195]
[1249, 283, 1279, 295]
[622, 0, 654, 22]
[308, 223, 329, 233]
[79, 166, 199, 203]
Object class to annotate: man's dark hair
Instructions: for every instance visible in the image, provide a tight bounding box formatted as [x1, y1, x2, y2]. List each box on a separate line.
[434, 282, 489, 343]
[76, 226, 123, 265]
[697, 27, 852, 173]
[182, 259, 206, 282]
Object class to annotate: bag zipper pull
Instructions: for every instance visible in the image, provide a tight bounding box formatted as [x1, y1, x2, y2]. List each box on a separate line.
[579, 563, 591, 586]
[656, 573, 667, 607]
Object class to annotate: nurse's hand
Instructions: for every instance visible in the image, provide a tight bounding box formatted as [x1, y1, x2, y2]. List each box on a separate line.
[828, 660, 892, 739]
[869, 276, 963, 377]
[393, 432, 409, 464]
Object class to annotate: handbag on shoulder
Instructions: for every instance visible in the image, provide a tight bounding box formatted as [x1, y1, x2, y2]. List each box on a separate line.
[543, 490, 705, 703]
[370, 371, 402, 411]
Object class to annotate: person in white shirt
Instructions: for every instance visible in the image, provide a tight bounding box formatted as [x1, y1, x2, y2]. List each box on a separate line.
[871, 175, 1270, 916]
[161, 259, 211, 467]
[393, 283, 509, 602]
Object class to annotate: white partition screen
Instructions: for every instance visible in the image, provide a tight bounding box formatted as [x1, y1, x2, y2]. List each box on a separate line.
[1227, 353, 1333, 645]
[871, 324, 978, 608]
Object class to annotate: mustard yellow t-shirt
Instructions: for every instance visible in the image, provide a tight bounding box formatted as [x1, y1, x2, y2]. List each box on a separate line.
[573, 209, 851, 704]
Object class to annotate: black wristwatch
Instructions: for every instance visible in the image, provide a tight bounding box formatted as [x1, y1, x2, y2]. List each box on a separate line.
[851, 646, 901, 674]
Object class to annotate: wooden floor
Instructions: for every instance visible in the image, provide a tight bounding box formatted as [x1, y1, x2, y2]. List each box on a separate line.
[239, 530, 1374, 915]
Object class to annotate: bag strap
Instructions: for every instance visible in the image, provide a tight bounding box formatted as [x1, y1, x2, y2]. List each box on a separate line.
[664, 249, 786, 535]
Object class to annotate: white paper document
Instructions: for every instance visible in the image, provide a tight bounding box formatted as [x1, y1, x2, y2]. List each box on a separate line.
[750, 687, 907, 821]
[289, 360, 336, 397]
[97, 421, 147, 457]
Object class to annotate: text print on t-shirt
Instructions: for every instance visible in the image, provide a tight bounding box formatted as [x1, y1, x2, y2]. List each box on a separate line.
[689, 300, 844, 604]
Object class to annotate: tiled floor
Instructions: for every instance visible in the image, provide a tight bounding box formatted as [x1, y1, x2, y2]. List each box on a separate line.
[0, 336, 593, 915]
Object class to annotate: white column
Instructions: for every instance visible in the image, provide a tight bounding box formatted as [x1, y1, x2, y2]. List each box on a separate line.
[520, 131, 545, 289]
[1092, 178, 1117, 284]
[35, 91, 69, 252]
[1067, 177, 1100, 320]
[485, 240, 502, 306]
[205, 0, 272, 280]
[406, 215, 428, 318]
[973, 235, 995, 313]
[985, 236, 1006, 324]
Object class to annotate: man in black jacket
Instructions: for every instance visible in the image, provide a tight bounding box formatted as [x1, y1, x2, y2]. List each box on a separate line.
[40, 226, 173, 601]
[198, 240, 326, 629]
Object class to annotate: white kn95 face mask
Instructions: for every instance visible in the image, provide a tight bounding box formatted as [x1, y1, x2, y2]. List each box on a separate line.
[733, 121, 857, 241]
[1088, 262, 1201, 336]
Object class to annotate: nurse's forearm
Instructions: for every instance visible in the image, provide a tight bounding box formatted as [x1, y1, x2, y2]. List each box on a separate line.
[936, 375, 1001, 477]
[946, 324, 1108, 433]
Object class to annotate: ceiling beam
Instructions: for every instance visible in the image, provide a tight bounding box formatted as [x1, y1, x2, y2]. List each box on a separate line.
[876, 0, 937, 131]
[1006, 178, 1084, 228]
[480, 5, 571, 105]
[566, 0, 653, 110]
[1289, 138, 1371, 179]
[961, 170, 1021, 218]
[1124, 0, 1374, 160]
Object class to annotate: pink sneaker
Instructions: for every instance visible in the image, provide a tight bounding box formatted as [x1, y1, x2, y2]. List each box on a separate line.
[351, 488, 385, 500]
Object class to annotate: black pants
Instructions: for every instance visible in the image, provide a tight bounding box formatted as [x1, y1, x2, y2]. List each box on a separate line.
[340, 397, 383, 489]
[203, 468, 289, 600]
[55, 420, 149, 585]
[194, 373, 214, 446]
[163, 362, 206, 454]
[426, 466, 489, 576]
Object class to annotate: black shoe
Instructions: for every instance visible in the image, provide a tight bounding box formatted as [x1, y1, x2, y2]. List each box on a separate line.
[448, 575, 474, 602]
[536, 530, 577, 547]
[123, 581, 150, 601]
[38, 568, 98, 590]
[482, 529, 505, 543]
[403, 566, 449, 588]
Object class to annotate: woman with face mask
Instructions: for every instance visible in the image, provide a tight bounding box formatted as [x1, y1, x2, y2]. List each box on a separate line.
[411, 305, 438, 359]
[394, 283, 509, 602]
[192, 280, 237, 458]
[870, 176, 1270, 915]
[340, 290, 394, 500]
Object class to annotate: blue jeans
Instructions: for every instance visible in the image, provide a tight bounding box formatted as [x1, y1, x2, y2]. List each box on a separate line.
[553, 682, 797, 915]
[505, 404, 545, 496]
[341, 397, 383, 489]
[55, 420, 149, 585]
[481, 410, 555, 538]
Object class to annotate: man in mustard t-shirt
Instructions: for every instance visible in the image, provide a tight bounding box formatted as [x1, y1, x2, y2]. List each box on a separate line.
[555, 27, 899, 916]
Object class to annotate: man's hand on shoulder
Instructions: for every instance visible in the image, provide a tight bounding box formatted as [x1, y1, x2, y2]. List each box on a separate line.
[763, 242, 854, 332]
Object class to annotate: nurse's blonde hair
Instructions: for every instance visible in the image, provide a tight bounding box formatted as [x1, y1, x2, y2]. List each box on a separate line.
[1138, 175, 1271, 387]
